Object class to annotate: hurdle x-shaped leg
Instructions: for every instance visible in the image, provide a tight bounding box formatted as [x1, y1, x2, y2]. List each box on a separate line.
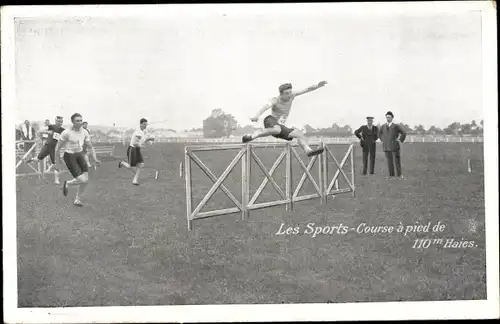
[325, 145, 355, 195]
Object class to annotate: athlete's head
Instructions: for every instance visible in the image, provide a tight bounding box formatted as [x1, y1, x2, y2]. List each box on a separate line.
[385, 111, 394, 124]
[140, 118, 148, 130]
[279, 83, 293, 101]
[83, 121, 88, 129]
[55, 116, 63, 127]
[71, 113, 83, 129]
[366, 116, 374, 126]
[44, 119, 50, 127]
[24, 120, 30, 126]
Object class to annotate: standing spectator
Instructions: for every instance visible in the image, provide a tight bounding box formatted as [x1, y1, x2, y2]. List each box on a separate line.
[378, 111, 407, 178]
[354, 116, 378, 175]
[20, 120, 36, 158]
[16, 126, 22, 141]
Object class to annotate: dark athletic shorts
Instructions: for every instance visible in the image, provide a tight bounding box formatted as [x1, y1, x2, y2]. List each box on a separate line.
[127, 146, 144, 167]
[63, 151, 88, 178]
[38, 144, 56, 164]
[263, 115, 295, 141]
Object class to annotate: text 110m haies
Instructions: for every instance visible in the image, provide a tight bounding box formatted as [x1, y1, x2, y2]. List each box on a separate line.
[412, 238, 477, 249]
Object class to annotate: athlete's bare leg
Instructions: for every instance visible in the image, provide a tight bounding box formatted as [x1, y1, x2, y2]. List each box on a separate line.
[288, 129, 324, 157]
[118, 161, 143, 185]
[132, 163, 143, 185]
[62, 173, 88, 206]
[84, 154, 92, 168]
[243, 126, 281, 142]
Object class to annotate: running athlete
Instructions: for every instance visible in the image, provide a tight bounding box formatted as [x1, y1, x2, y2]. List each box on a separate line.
[242, 81, 327, 157]
[26, 116, 65, 184]
[118, 118, 155, 185]
[56, 113, 101, 207]
[82, 121, 92, 168]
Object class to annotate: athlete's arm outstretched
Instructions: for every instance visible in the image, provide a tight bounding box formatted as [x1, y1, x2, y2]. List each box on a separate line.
[293, 80, 328, 97]
[251, 100, 275, 122]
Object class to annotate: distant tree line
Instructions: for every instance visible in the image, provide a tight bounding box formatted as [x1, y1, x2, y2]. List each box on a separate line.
[200, 108, 484, 138]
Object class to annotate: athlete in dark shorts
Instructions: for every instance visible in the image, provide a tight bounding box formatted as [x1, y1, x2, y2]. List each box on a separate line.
[56, 113, 101, 207]
[27, 116, 65, 184]
[118, 118, 155, 185]
[242, 81, 328, 157]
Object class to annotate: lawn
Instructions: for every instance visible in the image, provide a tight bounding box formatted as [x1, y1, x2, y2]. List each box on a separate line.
[16, 141, 486, 307]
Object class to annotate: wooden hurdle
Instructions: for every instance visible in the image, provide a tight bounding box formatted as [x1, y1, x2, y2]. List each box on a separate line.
[184, 142, 355, 231]
[16, 141, 118, 179]
[15, 140, 43, 179]
[16, 140, 68, 179]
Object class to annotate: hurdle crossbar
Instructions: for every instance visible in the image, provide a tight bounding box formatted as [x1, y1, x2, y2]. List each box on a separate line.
[15, 140, 100, 179]
[184, 142, 355, 231]
[16, 140, 44, 179]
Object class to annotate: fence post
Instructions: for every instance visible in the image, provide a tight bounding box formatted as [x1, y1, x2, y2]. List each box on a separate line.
[185, 148, 193, 231]
[350, 145, 356, 198]
[319, 141, 325, 204]
[286, 143, 293, 212]
[322, 144, 328, 204]
[241, 145, 250, 220]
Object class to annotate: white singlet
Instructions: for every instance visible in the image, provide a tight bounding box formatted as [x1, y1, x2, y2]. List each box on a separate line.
[130, 129, 148, 148]
[269, 95, 296, 124]
[60, 128, 90, 154]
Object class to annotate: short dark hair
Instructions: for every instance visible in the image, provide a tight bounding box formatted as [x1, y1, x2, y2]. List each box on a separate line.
[56, 116, 63, 119]
[385, 111, 394, 118]
[140, 118, 148, 124]
[279, 83, 292, 94]
[71, 113, 82, 122]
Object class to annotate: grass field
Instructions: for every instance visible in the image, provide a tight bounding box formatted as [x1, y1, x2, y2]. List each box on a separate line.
[16, 142, 486, 307]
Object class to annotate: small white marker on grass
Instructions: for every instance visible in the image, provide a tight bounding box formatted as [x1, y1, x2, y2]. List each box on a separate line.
[467, 148, 471, 173]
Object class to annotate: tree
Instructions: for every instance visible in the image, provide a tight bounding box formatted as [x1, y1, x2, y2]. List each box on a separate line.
[304, 124, 315, 134]
[202, 109, 238, 138]
[427, 125, 444, 135]
[414, 125, 426, 135]
[444, 122, 461, 135]
[400, 123, 414, 134]
[233, 124, 260, 136]
[461, 122, 472, 134]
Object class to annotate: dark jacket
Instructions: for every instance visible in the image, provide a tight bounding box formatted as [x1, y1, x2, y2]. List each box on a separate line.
[20, 124, 36, 141]
[378, 123, 407, 152]
[354, 125, 378, 147]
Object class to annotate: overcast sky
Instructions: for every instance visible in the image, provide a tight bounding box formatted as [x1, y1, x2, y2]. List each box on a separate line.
[14, 7, 482, 130]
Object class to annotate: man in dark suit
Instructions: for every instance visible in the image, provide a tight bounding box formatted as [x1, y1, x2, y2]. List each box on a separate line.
[20, 120, 36, 158]
[354, 116, 378, 175]
[378, 111, 407, 178]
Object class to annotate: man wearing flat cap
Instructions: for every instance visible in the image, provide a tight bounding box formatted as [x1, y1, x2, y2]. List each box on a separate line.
[354, 116, 378, 175]
[378, 111, 406, 178]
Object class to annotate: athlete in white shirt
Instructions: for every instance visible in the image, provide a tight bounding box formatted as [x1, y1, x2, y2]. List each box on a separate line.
[242, 81, 327, 157]
[118, 118, 155, 185]
[55, 113, 101, 206]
